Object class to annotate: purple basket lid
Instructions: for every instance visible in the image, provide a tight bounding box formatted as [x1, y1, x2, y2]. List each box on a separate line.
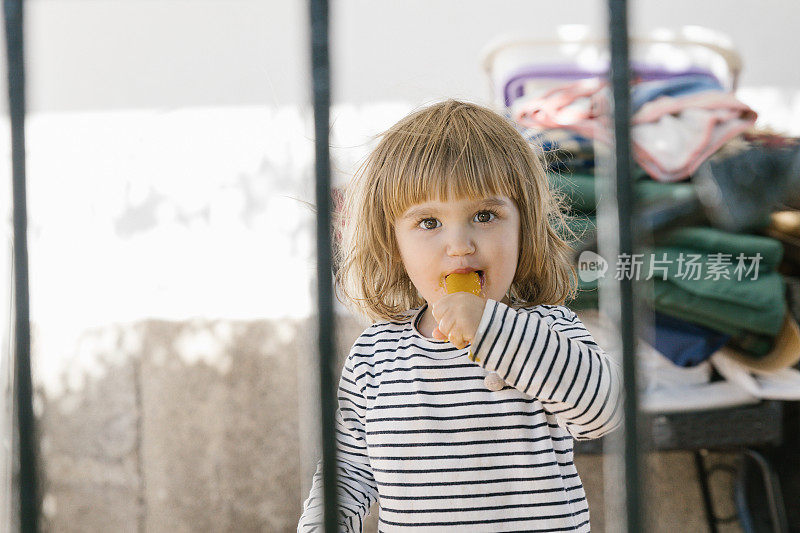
[502, 62, 720, 107]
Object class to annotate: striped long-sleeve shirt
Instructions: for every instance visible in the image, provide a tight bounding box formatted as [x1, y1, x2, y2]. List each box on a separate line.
[298, 299, 623, 532]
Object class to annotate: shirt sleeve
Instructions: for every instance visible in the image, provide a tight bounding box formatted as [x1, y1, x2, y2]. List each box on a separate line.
[470, 299, 624, 441]
[297, 353, 379, 532]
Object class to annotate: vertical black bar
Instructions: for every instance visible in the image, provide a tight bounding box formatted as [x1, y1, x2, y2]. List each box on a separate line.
[309, 0, 338, 531]
[4, 0, 38, 531]
[693, 451, 719, 533]
[606, 0, 644, 531]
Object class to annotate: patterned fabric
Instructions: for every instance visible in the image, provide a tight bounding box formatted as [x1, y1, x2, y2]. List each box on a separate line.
[509, 77, 757, 182]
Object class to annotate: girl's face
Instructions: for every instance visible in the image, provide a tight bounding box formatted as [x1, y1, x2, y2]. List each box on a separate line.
[394, 195, 520, 307]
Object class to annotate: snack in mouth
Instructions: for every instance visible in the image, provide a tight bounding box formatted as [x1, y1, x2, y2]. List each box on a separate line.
[444, 271, 483, 362]
[445, 271, 481, 296]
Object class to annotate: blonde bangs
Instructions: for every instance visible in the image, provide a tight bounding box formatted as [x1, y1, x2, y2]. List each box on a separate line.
[372, 102, 528, 222]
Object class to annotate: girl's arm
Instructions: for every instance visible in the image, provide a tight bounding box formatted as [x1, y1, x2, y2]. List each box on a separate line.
[297, 353, 379, 532]
[470, 299, 624, 441]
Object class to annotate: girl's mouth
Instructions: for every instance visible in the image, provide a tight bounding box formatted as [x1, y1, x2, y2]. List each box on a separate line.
[441, 270, 486, 293]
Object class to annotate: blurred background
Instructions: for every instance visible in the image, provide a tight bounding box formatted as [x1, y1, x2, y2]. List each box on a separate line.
[1, 0, 799, 531]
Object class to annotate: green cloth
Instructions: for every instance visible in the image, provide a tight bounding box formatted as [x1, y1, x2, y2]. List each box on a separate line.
[646, 226, 785, 346]
[562, 214, 787, 356]
[654, 226, 783, 268]
[646, 251, 785, 337]
[549, 171, 696, 215]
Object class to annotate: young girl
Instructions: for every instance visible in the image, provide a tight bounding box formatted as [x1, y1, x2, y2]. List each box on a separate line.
[298, 100, 623, 532]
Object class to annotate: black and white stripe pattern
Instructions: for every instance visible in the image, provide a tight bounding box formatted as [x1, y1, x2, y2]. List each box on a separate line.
[298, 300, 623, 532]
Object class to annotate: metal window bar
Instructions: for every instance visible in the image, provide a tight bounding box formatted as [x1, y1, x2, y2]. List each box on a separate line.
[306, 0, 644, 531]
[604, 0, 644, 531]
[5, 0, 40, 531]
[309, 0, 340, 532]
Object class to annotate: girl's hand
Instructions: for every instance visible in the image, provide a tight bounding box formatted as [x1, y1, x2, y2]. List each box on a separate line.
[430, 293, 486, 350]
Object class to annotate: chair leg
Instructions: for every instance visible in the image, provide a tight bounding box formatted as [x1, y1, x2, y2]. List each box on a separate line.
[694, 450, 719, 533]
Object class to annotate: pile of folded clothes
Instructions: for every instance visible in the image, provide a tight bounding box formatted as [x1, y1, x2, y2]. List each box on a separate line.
[512, 69, 757, 182]
[508, 67, 800, 372]
[554, 173, 786, 359]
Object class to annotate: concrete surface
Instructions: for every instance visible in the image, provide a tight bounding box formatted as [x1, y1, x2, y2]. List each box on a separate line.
[34, 313, 749, 532]
[38, 319, 307, 532]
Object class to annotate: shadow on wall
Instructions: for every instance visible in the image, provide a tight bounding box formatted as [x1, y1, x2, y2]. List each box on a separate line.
[35, 318, 310, 532]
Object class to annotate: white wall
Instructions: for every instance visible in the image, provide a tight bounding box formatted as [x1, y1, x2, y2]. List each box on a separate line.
[20, 0, 800, 112]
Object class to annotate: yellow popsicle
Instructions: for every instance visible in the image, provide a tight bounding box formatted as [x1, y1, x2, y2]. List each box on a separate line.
[445, 271, 481, 296]
[444, 271, 482, 362]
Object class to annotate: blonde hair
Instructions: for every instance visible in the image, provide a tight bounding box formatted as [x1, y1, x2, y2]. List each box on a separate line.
[335, 99, 578, 322]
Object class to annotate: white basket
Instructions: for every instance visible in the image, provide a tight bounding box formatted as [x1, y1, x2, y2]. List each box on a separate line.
[480, 26, 743, 109]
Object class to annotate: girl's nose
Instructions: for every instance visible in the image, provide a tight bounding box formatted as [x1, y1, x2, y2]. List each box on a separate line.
[446, 229, 476, 256]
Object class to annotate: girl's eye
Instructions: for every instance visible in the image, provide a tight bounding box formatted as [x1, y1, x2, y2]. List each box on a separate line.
[418, 218, 441, 230]
[474, 210, 497, 223]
